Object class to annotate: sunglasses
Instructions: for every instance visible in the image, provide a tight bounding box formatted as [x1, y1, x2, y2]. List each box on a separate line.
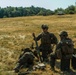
[42, 28, 48, 30]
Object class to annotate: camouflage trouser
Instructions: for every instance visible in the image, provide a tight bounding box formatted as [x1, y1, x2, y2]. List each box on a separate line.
[14, 54, 34, 72]
[14, 62, 34, 73]
[61, 58, 70, 71]
[50, 53, 70, 71]
[50, 53, 57, 68]
[71, 55, 76, 70]
[39, 44, 52, 62]
[14, 63, 26, 72]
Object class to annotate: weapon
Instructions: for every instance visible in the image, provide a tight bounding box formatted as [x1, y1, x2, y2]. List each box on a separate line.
[32, 33, 42, 62]
[18, 63, 46, 75]
[18, 71, 32, 75]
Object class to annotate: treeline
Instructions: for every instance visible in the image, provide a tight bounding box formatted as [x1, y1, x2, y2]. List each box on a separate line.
[0, 5, 76, 18]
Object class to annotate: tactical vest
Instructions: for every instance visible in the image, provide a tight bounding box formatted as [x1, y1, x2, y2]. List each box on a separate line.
[41, 32, 51, 44]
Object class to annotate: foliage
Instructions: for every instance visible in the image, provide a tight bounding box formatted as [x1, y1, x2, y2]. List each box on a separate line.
[0, 6, 53, 18]
[65, 5, 75, 14]
[54, 8, 65, 15]
[0, 5, 76, 18]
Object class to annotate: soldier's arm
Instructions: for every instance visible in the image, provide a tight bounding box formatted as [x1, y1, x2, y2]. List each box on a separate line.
[50, 33, 58, 44]
[35, 33, 42, 41]
[18, 53, 25, 63]
[56, 43, 61, 50]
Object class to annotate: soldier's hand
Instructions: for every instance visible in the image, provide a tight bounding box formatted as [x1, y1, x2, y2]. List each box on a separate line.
[32, 33, 35, 37]
[32, 33, 36, 40]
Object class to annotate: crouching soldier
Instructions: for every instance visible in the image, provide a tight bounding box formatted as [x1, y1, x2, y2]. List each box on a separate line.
[14, 48, 35, 73]
[50, 31, 74, 72]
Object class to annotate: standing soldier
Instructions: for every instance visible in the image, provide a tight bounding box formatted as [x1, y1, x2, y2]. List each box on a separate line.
[50, 31, 74, 72]
[33, 24, 58, 62]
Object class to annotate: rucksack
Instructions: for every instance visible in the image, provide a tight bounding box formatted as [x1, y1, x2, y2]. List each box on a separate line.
[61, 38, 74, 54]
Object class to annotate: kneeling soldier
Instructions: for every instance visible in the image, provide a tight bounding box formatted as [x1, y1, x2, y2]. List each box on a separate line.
[14, 48, 35, 73]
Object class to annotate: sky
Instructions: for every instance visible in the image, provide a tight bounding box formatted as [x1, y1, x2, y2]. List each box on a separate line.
[0, 0, 76, 10]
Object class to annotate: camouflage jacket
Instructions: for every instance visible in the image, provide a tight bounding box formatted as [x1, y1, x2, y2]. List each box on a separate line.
[36, 32, 58, 45]
[56, 37, 74, 58]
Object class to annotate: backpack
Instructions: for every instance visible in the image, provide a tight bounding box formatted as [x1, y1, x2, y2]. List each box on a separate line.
[61, 38, 74, 54]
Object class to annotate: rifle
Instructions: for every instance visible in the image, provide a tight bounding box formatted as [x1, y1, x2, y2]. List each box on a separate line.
[18, 71, 32, 75]
[18, 63, 46, 75]
[32, 33, 42, 62]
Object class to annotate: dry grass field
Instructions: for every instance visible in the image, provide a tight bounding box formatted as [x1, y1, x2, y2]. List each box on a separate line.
[0, 15, 76, 75]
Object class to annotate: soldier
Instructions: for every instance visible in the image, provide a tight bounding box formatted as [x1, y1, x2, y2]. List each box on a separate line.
[71, 48, 76, 70]
[14, 48, 35, 73]
[33, 24, 58, 62]
[50, 31, 74, 72]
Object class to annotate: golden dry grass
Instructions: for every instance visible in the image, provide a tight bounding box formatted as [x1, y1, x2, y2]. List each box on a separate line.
[0, 15, 76, 75]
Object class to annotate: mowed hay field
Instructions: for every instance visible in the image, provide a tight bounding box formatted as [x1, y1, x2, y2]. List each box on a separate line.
[0, 15, 76, 75]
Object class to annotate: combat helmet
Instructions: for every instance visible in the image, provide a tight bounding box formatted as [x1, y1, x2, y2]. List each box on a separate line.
[41, 24, 48, 29]
[59, 31, 68, 37]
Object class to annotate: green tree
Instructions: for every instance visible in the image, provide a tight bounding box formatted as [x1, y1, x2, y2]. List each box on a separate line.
[54, 8, 65, 15]
[0, 7, 4, 18]
[65, 5, 75, 14]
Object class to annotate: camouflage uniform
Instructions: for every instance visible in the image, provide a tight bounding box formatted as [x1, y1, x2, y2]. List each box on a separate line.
[50, 31, 74, 71]
[14, 48, 35, 73]
[35, 25, 58, 62]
